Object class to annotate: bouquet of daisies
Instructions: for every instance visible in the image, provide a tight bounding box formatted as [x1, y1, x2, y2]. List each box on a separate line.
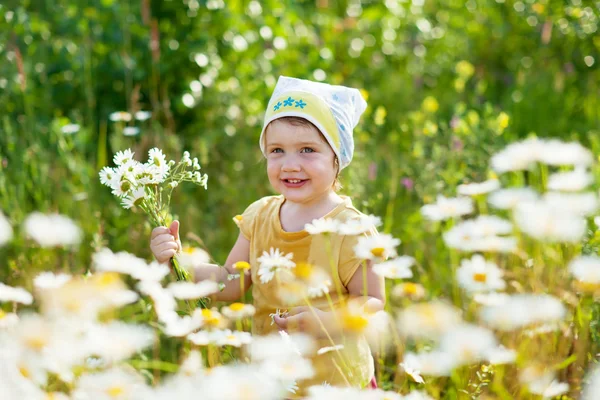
[99, 148, 207, 282]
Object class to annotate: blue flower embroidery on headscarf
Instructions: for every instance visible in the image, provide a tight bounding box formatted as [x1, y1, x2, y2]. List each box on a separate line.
[273, 101, 282, 111]
[294, 99, 307, 109]
[283, 97, 295, 107]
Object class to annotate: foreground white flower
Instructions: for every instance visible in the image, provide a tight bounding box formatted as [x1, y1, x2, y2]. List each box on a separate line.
[398, 301, 462, 339]
[443, 216, 517, 253]
[257, 248, 295, 283]
[178, 246, 211, 272]
[0, 283, 33, 304]
[72, 367, 150, 400]
[569, 256, 600, 292]
[420, 195, 474, 221]
[213, 329, 253, 347]
[543, 191, 599, 216]
[338, 214, 382, 235]
[304, 218, 339, 234]
[221, 302, 256, 319]
[353, 233, 400, 260]
[581, 365, 600, 400]
[33, 272, 72, 290]
[488, 187, 538, 209]
[23, 212, 82, 247]
[0, 212, 13, 246]
[457, 179, 500, 196]
[480, 294, 566, 331]
[520, 365, 569, 399]
[491, 138, 593, 173]
[373, 256, 415, 279]
[548, 167, 593, 192]
[439, 324, 498, 365]
[167, 280, 219, 299]
[456, 255, 506, 293]
[485, 345, 517, 365]
[402, 351, 456, 377]
[93, 248, 170, 282]
[514, 200, 586, 243]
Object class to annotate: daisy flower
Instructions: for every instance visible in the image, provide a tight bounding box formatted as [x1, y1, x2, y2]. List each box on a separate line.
[213, 329, 253, 347]
[398, 301, 462, 340]
[373, 256, 415, 279]
[485, 345, 517, 365]
[33, 272, 72, 290]
[479, 294, 566, 331]
[548, 167, 593, 192]
[338, 214, 382, 235]
[221, 302, 256, 319]
[457, 179, 500, 196]
[72, 367, 150, 400]
[61, 123, 80, 135]
[488, 187, 538, 209]
[353, 233, 400, 260]
[456, 254, 506, 293]
[543, 191, 598, 216]
[401, 351, 456, 377]
[391, 282, 426, 300]
[0, 283, 33, 304]
[24, 212, 82, 247]
[109, 111, 132, 122]
[569, 256, 600, 292]
[420, 195, 474, 221]
[167, 280, 220, 300]
[257, 248, 295, 283]
[121, 186, 146, 209]
[134, 110, 152, 121]
[304, 218, 339, 234]
[439, 324, 498, 365]
[514, 200, 586, 243]
[112, 149, 135, 166]
[178, 246, 211, 271]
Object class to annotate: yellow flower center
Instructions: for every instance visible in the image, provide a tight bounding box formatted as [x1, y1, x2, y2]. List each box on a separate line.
[294, 262, 313, 279]
[226, 335, 237, 341]
[107, 386, 124, 397]
[403, 283, 419, 295]
[19, 365, 30, 378]
[0, 310, 5, 319]
[574, 280, 600, 293]
[25, 336, 47, 351]
[233, 261, 251, 270]
[343, 314, 369, 332]
[96, 272, 121, 287]
[473, 273, 487, 283]
[234, 215, 243, 222]
[370, 247, 385, 258]
[230, 302, 245, 312]
[183, 247, 195, 254]
[201, 309, 221, 326]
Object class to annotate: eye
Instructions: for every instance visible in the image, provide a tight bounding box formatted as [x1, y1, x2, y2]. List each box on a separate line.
[300, 147, 315, 153]
[270, 148, 283, 153]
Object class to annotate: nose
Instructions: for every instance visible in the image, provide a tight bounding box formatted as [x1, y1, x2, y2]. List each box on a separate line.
[281, 154, 302, 172]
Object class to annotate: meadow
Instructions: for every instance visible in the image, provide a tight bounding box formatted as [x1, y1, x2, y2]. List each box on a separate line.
[1, 0, 600, 399]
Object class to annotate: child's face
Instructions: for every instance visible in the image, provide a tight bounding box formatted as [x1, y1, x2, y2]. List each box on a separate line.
[264, 119, 337, 205]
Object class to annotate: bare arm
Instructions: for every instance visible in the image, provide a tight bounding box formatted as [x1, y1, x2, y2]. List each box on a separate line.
[345, 259, 385, 311]
[274, 260, 385, 335]
[192, 232, 252, 302]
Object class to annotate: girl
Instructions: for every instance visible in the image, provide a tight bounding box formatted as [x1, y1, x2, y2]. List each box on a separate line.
[151, 76, 385, 395]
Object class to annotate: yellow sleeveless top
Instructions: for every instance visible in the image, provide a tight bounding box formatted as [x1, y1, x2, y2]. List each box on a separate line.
[237, 195, 378, 396]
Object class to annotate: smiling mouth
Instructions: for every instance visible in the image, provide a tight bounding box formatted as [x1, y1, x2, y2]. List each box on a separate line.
[283, 179, 306, 184]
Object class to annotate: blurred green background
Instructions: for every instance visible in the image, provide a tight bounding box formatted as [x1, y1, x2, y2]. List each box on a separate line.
[0, 0, 599, 283]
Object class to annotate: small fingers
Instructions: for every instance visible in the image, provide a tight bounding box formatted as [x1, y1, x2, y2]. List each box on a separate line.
[151, 227, 169, 239]
[158, 249, 177, 263]
[273, 315, 288, 330]
[151, 234, 176, 247]
[154, 242, 179, 255]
